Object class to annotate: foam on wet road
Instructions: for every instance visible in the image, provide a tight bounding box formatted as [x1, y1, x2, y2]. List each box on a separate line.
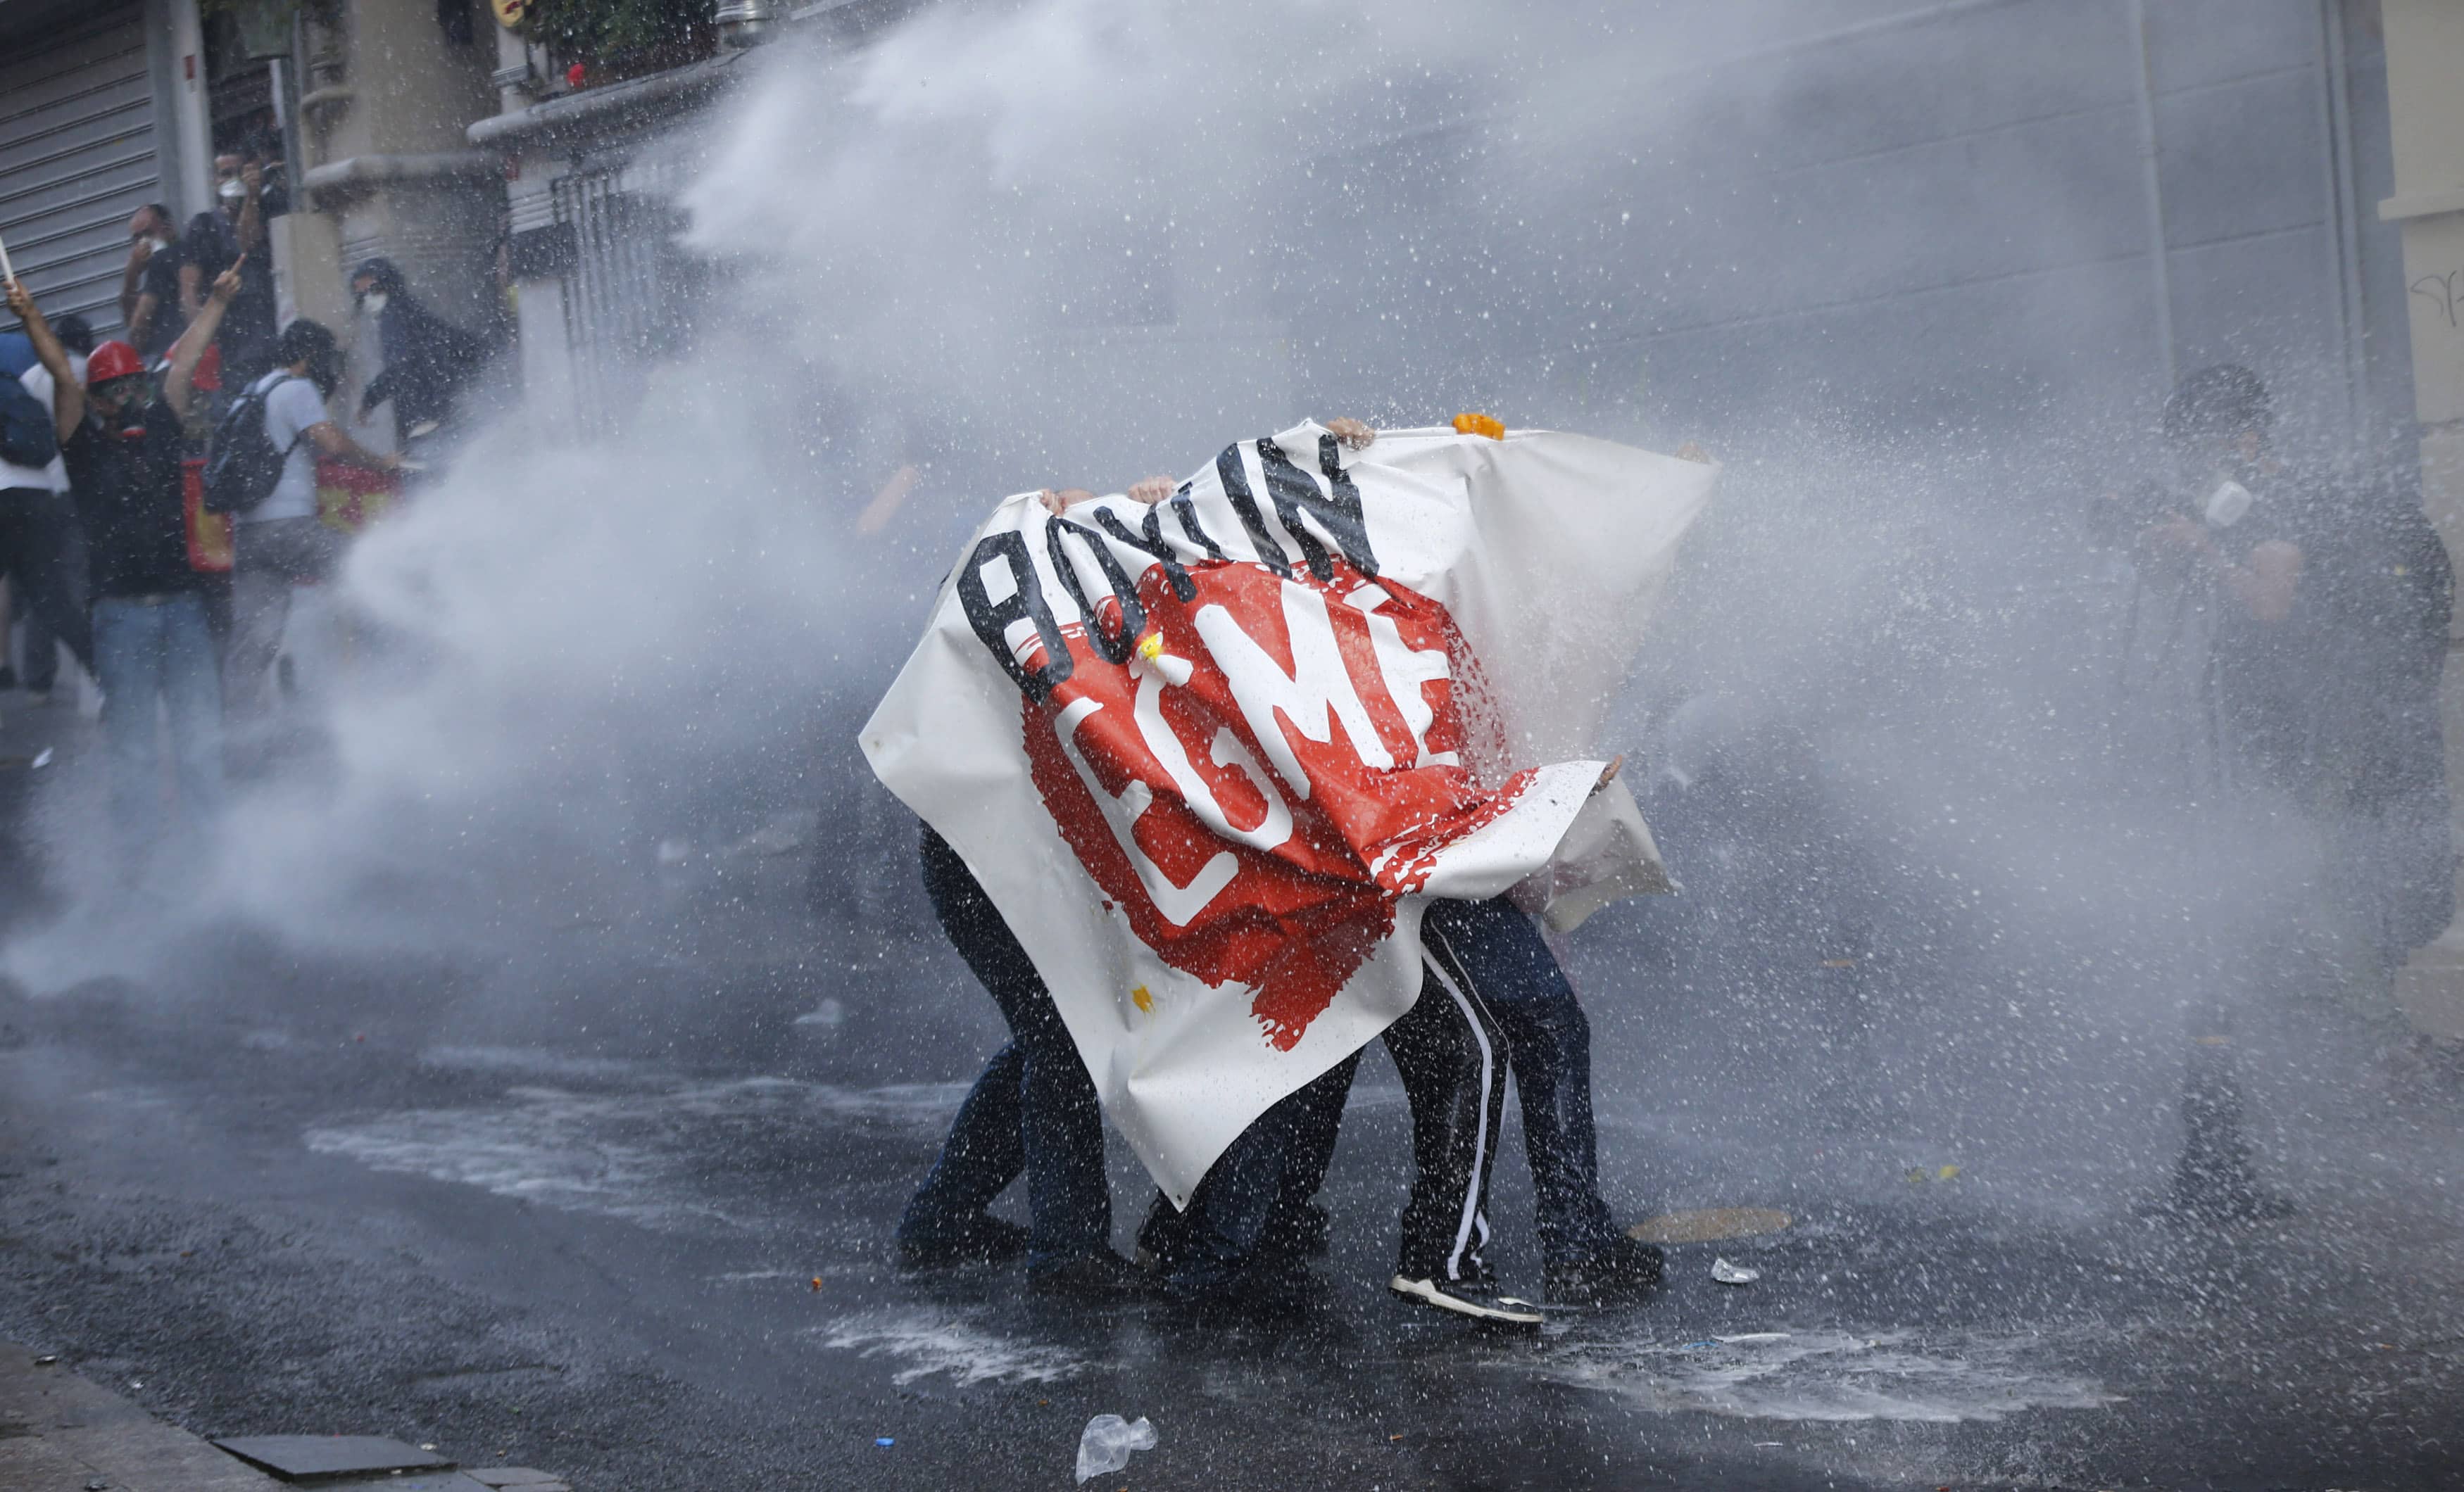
[1525, 1326, 2118, 1422]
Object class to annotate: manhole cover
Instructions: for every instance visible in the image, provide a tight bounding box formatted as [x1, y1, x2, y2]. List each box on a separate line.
[1627, 1207, 1792, 1244]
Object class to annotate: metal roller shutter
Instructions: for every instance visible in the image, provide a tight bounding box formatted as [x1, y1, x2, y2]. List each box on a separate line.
[0, 6, 158, 339]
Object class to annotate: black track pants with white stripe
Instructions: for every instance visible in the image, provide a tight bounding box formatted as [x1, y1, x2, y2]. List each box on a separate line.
[1386, 952, 1510, 1284]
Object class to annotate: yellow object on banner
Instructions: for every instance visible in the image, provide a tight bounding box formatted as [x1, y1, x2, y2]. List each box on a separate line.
[317, 457, 402, 534]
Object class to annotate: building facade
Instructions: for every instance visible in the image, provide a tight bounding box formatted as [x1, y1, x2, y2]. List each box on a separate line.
[2382, 0, 2464, 1042]
[0, 0, 215, 341]
[6, 0, 2456, 1039]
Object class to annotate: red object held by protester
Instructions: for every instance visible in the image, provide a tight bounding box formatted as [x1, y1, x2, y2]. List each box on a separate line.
[315, 455, 403, 537]
[182, 457, 233, 573]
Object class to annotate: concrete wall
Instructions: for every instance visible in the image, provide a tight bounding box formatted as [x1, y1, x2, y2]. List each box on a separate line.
[293, 0, 502, 355]
[2382, 0, 2464, 1041]
[1290, 0, 2406, 457]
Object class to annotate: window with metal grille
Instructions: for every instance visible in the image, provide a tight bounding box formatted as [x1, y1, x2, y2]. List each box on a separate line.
[551, 163, 700, 433]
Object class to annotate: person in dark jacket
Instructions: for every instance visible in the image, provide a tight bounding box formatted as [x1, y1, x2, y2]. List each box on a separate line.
[348, 258, 490, 444]
[180, 152, 278, 385]
[0, 281, 96, 695]
[6, 312, 96, 699]
[65, 328, 225, 858]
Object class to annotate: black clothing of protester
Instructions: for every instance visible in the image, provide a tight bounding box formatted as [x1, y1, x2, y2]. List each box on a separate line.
[0, 492, 93, 675]
[1145, 892, 1633, 1293]
[898, 825, 1113, 1271]
[1156, 938, 1511, 1298]
[351, 259, 489, 441]
[132, 248, 187, 361]
[62, 393, 199, 600]
[180, 210, 278, 381]
[2211, 464, 2455, 957]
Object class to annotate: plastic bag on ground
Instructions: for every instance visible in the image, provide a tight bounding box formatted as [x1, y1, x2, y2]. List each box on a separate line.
[1075, 1414, 1157, 1484]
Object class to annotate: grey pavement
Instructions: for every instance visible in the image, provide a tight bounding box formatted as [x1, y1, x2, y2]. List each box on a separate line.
[0, 1344, 571, 1491]
[0, 1343, 281, 1491]
[0, 690, 2459, 1489]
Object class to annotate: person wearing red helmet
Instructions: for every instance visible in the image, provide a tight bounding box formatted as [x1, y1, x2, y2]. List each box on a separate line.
[63, 296, 232, 866]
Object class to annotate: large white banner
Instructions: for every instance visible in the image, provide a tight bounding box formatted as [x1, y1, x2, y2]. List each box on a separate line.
[862, 423, 1715, 1203]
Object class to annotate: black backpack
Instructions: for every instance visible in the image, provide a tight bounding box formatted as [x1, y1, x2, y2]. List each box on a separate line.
[0, 372, 58, 470]
[202, 374, 306, 514]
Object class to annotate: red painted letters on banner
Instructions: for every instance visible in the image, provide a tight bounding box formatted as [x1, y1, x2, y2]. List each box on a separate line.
[1022, 555, 1532, 1049]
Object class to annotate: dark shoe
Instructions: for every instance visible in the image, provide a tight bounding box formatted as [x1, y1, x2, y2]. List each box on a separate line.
[1388, 1272, 1543, 1326]
[1027, 1251, 1150, 1299]
[896, 1213, 1029, 1268]
[1545, 1235, 1666, 1308]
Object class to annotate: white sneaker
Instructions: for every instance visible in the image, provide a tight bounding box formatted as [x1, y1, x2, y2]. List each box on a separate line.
[1389, 1273, 1544, 1326]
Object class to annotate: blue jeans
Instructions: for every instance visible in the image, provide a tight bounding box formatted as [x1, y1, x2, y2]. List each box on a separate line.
[93, 593, 225, 853]
[899, 826, 1110, 1268]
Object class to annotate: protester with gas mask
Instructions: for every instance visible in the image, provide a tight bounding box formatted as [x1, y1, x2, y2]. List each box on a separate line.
[58, 265, 241, 861]
[180, 151, 279, 386]
[349, 258, 490, 448]
[222, 318, 398, 727]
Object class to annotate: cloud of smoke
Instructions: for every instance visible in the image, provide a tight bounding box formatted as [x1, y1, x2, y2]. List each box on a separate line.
[4, 1, 2411, 1215]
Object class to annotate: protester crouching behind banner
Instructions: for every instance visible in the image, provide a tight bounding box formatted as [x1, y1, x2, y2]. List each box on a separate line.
[866, 417, 1714, 1322]
[1129, 428, 1698, 1313]
[897, 819, 1145, 1298]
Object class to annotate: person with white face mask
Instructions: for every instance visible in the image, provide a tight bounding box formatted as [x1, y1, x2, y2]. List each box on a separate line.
[117, 204, 187, 361]
[347, 258, 491, 448]
[178, 151, 278, 385]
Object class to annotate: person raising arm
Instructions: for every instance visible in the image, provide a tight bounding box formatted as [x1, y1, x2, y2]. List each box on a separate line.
[163, 258, 242, 420]
[5, 277, 84, 440]
[118, 205, 182, 358]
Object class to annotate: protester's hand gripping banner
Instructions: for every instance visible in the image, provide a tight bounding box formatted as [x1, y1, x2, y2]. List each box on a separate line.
[863, 424, 1715, 1203]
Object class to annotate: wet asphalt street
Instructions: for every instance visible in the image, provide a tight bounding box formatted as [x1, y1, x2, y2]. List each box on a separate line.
[1, 706, 2461, 1491]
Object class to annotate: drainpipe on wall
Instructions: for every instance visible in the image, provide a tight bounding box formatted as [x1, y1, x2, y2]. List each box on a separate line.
[167, 0, 215, 219]
[2127, 0, 2177, 393]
